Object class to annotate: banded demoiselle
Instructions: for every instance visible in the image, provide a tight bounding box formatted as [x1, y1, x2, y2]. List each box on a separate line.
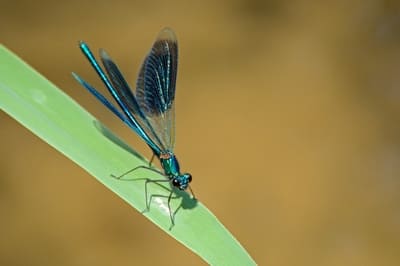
[72, 28, 194, 226]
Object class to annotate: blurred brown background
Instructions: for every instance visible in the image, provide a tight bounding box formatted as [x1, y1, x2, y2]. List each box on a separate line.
[1, 0, 400, 265]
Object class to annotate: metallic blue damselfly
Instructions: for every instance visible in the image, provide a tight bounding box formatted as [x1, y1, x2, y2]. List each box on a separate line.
[72, 28, 194, 226]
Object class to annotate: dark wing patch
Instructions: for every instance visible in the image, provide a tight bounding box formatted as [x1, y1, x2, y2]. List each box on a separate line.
[136, 28, 178, 117]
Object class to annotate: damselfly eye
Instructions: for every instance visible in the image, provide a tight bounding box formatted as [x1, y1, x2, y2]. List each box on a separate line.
[172, 178, 180, 187]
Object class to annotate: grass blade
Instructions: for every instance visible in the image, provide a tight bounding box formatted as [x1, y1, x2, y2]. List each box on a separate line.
[0, 45, 256, 265]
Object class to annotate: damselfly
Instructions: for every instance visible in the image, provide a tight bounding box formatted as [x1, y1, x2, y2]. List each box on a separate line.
[72, 28, 194, 226]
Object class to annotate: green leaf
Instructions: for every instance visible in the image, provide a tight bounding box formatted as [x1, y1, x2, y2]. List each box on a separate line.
[0, 45, 256, 265]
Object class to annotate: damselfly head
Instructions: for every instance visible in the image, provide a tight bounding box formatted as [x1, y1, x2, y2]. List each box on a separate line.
[172, 173, 192, 190]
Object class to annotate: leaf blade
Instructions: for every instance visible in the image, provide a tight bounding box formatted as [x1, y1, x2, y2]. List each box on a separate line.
[0, 45, 256, 266]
